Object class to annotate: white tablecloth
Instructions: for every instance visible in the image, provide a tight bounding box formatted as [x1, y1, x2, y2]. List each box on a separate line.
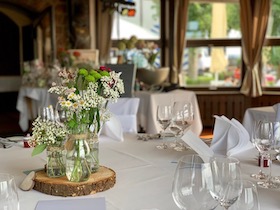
[16, 87, 139, 133]
[242, 106, 276, 138]
[135, 89, 203, 136]
[2, 134, 280, 210]
[16, 87, 57, 132]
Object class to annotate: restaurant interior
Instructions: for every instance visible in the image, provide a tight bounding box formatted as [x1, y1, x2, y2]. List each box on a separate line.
[0, 0, 279, 137]
[1, 0, 280, 209]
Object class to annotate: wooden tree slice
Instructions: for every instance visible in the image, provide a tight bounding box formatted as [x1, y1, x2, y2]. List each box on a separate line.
[33, 166, 116, 197]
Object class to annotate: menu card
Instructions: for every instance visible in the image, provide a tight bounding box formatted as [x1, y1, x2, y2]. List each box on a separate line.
[35, 197, 106, 210]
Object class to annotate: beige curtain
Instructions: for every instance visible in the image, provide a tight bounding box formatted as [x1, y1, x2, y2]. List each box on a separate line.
[96, 0, 114, 64]
[240, 0, 271, 97]
[172, 0, 189, 84]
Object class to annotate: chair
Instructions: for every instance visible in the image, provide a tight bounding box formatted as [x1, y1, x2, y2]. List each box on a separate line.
[105, 64, 136, 98]
[107, 97, 140, 133]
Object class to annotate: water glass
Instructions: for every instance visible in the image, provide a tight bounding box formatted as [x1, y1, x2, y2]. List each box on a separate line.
[231, 180, 260, 210]
[172, 154, 218, 210]
[0, 173, 19, 210]
[209, 156, 243, 210]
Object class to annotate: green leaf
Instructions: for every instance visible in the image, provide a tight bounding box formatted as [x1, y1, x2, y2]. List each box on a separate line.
[32, 144, 47, 156]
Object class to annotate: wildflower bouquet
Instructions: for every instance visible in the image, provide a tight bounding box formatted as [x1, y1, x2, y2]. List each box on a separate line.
[48, 66, 124, 182]
[49, 66, 125, 133]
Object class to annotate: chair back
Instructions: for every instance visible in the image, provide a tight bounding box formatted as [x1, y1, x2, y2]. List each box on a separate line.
[105, 64, 136, 97]
[107, 97, 140, 133]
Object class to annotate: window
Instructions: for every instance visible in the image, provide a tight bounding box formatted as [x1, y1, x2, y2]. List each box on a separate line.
[112, 0, 160, 40]
[262, 0, 280, 88]
[110, 0, 161, 68]
[183, 1, 241, 88]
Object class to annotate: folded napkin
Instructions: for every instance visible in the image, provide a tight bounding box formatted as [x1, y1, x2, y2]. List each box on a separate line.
[100, 114, 124, 141]
[0, 137, 15, 148]
[210, 115, 253, 156]
[182, 130, 214, 162]
[273, 103, 280, 121]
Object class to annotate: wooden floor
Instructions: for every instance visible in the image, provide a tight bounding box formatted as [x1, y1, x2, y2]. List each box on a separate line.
[0, 111, 214, 138]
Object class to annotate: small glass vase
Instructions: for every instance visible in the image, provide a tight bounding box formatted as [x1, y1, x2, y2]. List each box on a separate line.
[87, 133, 99, 173]
[65, 133, 91, 182]
[46, 145, 66, 178]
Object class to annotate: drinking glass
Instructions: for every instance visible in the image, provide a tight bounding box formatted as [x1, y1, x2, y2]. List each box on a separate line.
[252, 120, 276, 189]
[172, 155, 218, 210]
[231, 180, 260, 210]
[0, 173, 19, 210]
[269, 121, 280, 185]
[156, 104, 172, 149]
[38, 105, 57, 122]
[209, 156, 243, 210]
[169, 101, 194, 151]
[250, 121, 267, 180]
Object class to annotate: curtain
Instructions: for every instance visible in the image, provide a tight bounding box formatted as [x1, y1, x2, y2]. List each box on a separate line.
[172, 0, 189, 85]
[240, 0, 271, 97]
[96, 0, 114, 65]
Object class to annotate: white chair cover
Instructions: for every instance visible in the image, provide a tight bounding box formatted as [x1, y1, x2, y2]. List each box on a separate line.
[107, 98, 140, 133]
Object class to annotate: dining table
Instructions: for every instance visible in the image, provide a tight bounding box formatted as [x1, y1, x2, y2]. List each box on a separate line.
[134, 89, 203, 136]
[16, 86, 57, 132]
[242, 106, 276, 138]
[1, 133, 280, 210]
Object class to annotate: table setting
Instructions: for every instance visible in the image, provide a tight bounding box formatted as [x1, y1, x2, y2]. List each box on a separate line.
[4, 85, 280, 210]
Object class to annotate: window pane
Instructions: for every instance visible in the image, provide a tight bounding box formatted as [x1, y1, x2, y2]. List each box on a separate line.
[112, 0, 160, 40]
[266, 0, 280, 37]
[186, 2, 240, 39]
[262, 46, 280, 87]
[182, 47, 242, 87]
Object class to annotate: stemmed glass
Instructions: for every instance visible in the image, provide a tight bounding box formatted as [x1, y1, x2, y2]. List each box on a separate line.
[172, 154, 218, 210]
[209, 156, 243, 210]
[231, 180, 260, 210]
[252, 120, 276, 189]
[156, 104, 172, 149]
[250, 120, 267, 180]
[169, 101, 194, 151]
[38, 105, 58, 122]
[0, 173, 19, 210]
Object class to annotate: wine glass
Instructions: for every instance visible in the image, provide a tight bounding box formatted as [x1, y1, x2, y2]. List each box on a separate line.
[156, 104, 172, 149]
[38, 105, 56, 121]
[169, 101, 194, 151]
[253, 120, 276, 189]
[268, 121, 280, 185]
[172, 154, 218, 210]
[231, 180, 260, 210]
[209, 156, 243, 210]
[250, 120, 268, 180]
[0, 173, 19, 210]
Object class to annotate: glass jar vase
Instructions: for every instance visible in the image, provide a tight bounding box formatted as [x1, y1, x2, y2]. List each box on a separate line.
[65, 133, 91, 182]
[87, 133, 99, 173]
[46, 145, 66, 178]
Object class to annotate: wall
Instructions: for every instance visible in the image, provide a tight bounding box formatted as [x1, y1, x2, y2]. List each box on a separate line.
[197, 92, 280, 128]
[1, 0, 69, 51]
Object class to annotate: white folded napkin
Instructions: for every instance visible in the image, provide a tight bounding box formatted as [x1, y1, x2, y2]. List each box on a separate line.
[182, 130, 214, 162]
[273, 103, 280, 121]
[100, 114, 124, 141]
[210, 115, 253, 156]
